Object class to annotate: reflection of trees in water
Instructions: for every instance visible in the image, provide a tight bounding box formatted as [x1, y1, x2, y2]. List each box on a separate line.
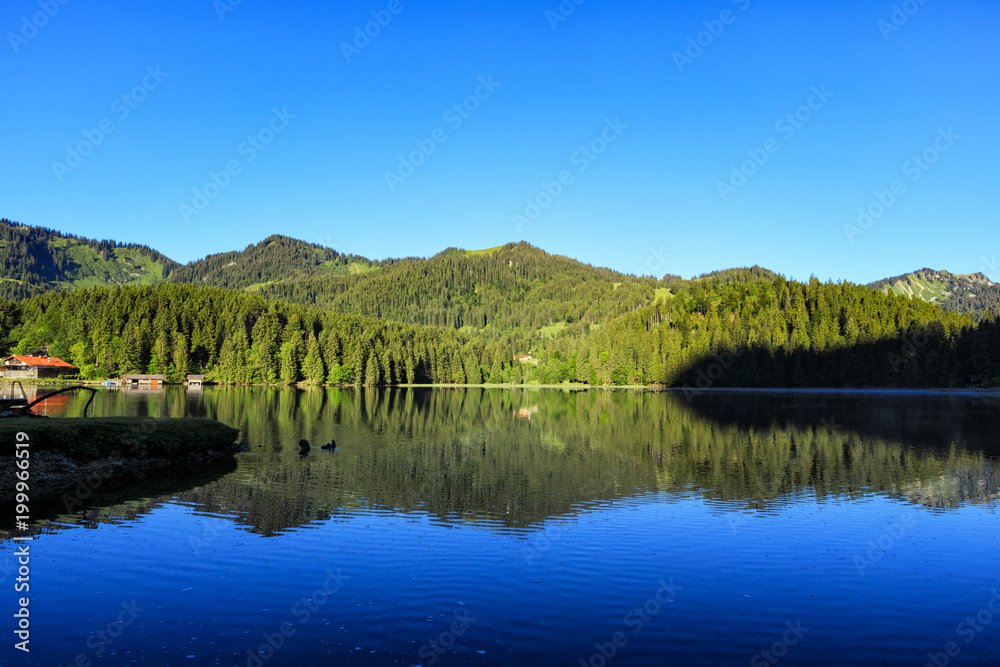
[899, 460, 1000, 509]
[38, 388, 1000, 537]
[0, 458, 237, 538]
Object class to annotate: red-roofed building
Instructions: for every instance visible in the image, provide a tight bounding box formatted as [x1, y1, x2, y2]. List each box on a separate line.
[1, 354, 79, 379]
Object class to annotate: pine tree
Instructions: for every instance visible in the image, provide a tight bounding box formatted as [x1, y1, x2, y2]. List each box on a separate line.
[364, 354, 380, 386]
[303, 333, 325, 384]
[279, 340, 303, 384]
[172, 333, 190, 381]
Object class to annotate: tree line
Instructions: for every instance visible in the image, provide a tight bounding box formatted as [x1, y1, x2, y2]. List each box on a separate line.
[2, 272, 997, 388]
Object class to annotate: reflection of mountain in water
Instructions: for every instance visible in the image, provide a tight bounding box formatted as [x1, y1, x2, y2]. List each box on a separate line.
[683, 390, 1000, 509]
[28, 387, 1000, 538]
[683, 390, 1000, 456]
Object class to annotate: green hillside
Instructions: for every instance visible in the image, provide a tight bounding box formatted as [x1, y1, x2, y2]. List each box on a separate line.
[5, 273, 997, 389]
[0, 219, 179, 300]
[869, 268, 1000, 320]
[251, 241, 659, 332]
[166, 234, 375, 290]
[4, 218, 998, 392]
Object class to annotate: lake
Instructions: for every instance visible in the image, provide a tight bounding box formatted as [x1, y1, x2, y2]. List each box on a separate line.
[4, 386, 1000, 666]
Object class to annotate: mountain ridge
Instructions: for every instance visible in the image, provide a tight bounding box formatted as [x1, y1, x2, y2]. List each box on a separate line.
[3, 218, 997, 389]
[3, 218, 997, 324]
[868, 268, 999, 319]
[0, 218, 179, 300]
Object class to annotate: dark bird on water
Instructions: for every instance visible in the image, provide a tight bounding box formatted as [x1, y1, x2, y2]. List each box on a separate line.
[298, 439, 310, 453]
[321, 440, 336, 450]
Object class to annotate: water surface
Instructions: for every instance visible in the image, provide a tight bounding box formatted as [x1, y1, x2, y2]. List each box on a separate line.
[4, 387, 999, 666]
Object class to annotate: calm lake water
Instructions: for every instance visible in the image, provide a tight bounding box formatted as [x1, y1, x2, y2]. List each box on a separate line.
[4, 387, 1000, 666]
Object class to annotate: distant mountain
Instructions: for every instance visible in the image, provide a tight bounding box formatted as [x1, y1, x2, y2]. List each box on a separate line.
[691, 266, 781, 285]
[0, 220, 658, 333]
[250, 241, 656, 331]
[869, 268, 1000, 319]
[7, 217, 995, 341]
[0, 219, 178, 300]
[166, 234, 374, 291]
[6, 218, 998, 389]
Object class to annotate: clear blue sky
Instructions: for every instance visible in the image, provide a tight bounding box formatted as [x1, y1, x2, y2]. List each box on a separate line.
[2, 0, 997, 284]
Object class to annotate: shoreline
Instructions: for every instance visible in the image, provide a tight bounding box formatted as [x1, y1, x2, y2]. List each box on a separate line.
[668, 387, 1000, 398]
[0, 417, 243, 502]
[5, 379, 997, 396]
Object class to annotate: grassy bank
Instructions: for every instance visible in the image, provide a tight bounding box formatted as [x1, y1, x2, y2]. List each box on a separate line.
[0, 417, 240, 460]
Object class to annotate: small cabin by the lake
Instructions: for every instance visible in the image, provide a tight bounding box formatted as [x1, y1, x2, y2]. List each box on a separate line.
[121, 374, 166, 388]
[186, 375, 205, 386]
[0, 354, 78, 379]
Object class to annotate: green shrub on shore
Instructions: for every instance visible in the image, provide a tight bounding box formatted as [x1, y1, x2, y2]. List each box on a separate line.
[0, 417, 240, 460]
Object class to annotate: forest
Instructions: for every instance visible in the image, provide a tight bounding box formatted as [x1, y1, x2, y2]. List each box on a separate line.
[2, 268, 997, 388]
[248, 243, 658, 331]
[1, 219, 996, 389]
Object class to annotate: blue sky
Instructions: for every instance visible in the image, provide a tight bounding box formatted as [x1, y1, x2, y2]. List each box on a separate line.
[2, 0, 997, 284]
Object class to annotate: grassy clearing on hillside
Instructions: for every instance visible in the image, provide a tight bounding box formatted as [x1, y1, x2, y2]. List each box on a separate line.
[538, 322, 567, 338]
[889, 277, 948, 302]
[316, 261, 376, 276]
[654, 288, 673, 301]
[54, 243, 165, 289]
[466, 246, 505, 256]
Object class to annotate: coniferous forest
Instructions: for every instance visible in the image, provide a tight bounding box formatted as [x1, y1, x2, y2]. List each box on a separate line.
[1, 219, 997, 388]
[1, 266, 997, 389]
